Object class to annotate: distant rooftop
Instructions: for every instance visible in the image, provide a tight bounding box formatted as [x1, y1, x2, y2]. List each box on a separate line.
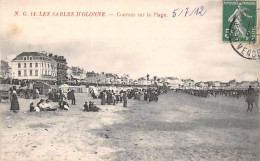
[12, 52, 45, 60]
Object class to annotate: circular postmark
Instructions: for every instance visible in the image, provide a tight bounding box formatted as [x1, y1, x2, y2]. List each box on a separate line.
[228, 17, 260, 60]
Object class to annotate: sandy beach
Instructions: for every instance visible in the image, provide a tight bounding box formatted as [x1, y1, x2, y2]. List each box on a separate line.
[1, 92, 260, 161]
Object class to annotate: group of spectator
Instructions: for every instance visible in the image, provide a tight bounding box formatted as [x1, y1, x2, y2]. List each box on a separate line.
[175, 88, 258, 99]
[96, 87, 163, 108]
[174, 86, 259, 110]
[8, 84, 165, 114]
[23, 88, 40, 99]
[98, 90, 128, 107]
[127, 88, 161, 103]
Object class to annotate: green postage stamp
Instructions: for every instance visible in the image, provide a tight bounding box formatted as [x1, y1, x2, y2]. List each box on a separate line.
[223, 0, 257, 43]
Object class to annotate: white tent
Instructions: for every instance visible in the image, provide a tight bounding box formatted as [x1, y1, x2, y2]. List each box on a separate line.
[59, 84, 70, 92]
[59, 84, 69, 88]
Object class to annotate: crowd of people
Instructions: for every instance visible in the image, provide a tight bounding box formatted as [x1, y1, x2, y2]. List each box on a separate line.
[95, 87, 166, 107]
[8, 85, 165, 113]
[22, 88, 40, 99]
[98, 90, 128, 107]
[175, 86, 258, 99]
[7, 84, 259, 113]
[175, 85, 259, 111]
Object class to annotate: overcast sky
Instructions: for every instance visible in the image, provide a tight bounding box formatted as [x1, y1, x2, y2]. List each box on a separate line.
[0, 0, 259, 82]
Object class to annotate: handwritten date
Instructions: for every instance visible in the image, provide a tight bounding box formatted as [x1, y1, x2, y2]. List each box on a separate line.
[172, 6, 207, 17]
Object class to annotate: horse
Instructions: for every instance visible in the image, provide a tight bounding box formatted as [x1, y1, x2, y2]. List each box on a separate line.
[246, 93, 259, 112]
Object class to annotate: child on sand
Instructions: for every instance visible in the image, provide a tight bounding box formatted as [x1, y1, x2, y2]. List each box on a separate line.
[30, 101, 40, 112]
[61, 101, 70, 110]
[83, 102, 89, 112]
[89, 101, 100, 112]
[43, 99, 57, 111]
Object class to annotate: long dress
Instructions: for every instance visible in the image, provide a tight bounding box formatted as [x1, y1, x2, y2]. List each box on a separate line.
[140, 92, 144, 101]
[10, 93, 20, 111]
[32, 89, 37, 99]
[123, 93, 127, 107]
[246, 88, 255, 103]
[36, 89, 40, 98]
[107, 92, 112, 105]
[101, 92, 106, 105]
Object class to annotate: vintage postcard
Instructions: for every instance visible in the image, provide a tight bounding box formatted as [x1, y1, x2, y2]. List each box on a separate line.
[0, 0, 260, 161]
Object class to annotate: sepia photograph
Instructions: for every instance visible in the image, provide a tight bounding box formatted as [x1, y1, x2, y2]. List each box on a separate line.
[0, 0, 260, 160]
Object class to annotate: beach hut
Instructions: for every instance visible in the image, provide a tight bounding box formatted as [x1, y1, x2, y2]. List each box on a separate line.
[59, 84, 87, 93]
[0, 84, 11, 102]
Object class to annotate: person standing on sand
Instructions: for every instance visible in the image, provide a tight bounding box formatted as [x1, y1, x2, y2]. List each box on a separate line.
[107, 90, 112, 105]
[246, 85, 255, 103]
[67, 89, 71, 100]
[146, 92, 150, 104]
[58, 90, 67, 108]
[32, 89, 37, 99]
[248, 85, 254, 95]
[36, 89, 40, 98]
[10, 90, 20, 113]
[112, 93, 117, 105]
[120, 90, 124, 103]
[100, 91, 106, 105]
[140, 90, 144, 101]
[123, 92, 127, 107]
[71, 90, 76, 105]
[255, 91, 259, 110]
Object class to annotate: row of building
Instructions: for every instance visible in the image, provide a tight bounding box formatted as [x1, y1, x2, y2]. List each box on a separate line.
[178, 79, 259, 89]
[0, 51, 259, 88]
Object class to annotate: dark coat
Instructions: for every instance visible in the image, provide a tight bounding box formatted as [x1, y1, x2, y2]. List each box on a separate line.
[248, 87, 255, 95]
[32, 89, 37, 99]
[10, 93, 19, 110]
[83, 104, 89, 111]
[123, 93, 127, 107]
[107, 92, 112, 104]
[30, 104, 35, 112]
[67, 91, 71, 100]
[70, 91, 75, 99]
[123, 93, 127, 101]
[89, 103, 100, 112]
[101, 92, 106, 105]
